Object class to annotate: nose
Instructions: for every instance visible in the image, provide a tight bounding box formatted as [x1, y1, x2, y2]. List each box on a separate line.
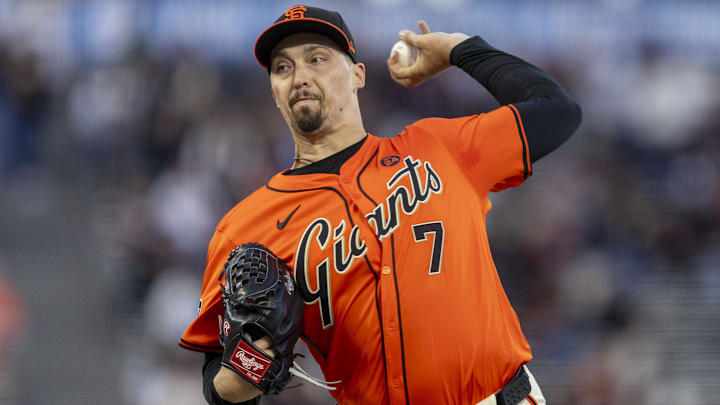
[292, 63, 311, 89]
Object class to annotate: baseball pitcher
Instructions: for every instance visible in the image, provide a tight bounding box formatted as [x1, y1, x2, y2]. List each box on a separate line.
[180, 5, 582, 405]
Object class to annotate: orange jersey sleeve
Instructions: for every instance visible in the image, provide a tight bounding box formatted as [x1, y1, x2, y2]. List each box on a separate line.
[180, 223, 237, 352]
[410, 104, 532, 194]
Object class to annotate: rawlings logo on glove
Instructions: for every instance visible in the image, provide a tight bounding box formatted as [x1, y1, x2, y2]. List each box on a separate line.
[229, 340, 272, 383]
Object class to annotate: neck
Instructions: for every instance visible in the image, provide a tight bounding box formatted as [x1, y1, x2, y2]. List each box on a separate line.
[290, 122, 366, 169]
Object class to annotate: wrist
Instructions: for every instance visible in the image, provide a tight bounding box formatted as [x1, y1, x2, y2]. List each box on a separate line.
[446, 33, 472, 64]
[449, 35, 492, 66]
[213, 366, 262, 403]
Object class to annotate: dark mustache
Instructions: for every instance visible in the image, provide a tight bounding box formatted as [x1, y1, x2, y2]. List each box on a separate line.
[290, 91, 320, 105]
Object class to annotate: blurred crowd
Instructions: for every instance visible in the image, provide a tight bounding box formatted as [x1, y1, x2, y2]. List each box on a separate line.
[1, 1, 719, 404]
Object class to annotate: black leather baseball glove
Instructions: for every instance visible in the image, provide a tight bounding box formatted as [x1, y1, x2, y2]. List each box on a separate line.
[218, 242, 303, 395]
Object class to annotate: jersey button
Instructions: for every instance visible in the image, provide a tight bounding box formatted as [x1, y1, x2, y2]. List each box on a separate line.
[352, 193, 362, 199]
[392, 377, 401, 388]
[341, 177, 351, 184]
[382, 266, 391, 275]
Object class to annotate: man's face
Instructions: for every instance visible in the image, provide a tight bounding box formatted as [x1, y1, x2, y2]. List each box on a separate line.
[269, 33, 363, 135]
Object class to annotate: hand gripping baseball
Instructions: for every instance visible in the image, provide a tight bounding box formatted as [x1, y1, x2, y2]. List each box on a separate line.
[218, 243, 304, 395]
[387, 20, 470, 88]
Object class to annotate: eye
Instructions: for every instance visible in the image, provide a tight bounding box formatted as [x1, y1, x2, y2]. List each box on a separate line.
[310, 56, 326, 63]
[274, 63, 290, 73]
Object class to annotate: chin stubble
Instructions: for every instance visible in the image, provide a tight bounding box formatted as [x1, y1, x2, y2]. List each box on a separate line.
[293, 104, 324, 133]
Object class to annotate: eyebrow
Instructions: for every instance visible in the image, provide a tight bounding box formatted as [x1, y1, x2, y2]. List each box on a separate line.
[272, 44, 333, 64]
[304, 45, 331, 53]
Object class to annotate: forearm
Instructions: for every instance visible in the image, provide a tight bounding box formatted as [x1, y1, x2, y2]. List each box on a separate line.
[450, 36, 565, 104]
[204, 353, 261, 405]
[450, 36, 582, 162]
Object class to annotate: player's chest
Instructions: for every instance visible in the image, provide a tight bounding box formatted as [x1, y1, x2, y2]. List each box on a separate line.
[268, 153, 445, 246]
[255, 154, 446, 323]
[261, 152, 458, 277]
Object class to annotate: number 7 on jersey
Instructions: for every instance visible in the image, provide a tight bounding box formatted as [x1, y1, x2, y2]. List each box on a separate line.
[412, 221, 445, 275]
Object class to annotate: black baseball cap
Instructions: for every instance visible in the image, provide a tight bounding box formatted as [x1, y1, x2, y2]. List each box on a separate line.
[254, 5, 358, 69]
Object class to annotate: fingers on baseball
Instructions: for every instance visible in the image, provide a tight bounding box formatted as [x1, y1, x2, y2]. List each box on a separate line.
[399, 21, 430, 47]
[387, 61, 413, 87]
[398, 29, 420, 48]
[387, 50, 399, 66]
[390, 58, 423, 87]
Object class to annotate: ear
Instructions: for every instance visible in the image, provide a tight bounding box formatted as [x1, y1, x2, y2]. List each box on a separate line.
[352, 63, 366, 91]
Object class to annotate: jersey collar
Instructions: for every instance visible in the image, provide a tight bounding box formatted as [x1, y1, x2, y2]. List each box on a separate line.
[266, 134, 381, 191]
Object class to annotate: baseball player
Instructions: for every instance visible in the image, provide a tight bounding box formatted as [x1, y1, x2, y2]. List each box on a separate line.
[180, 5, 581, 405]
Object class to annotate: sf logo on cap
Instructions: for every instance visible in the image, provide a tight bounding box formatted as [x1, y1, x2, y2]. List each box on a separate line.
[285, 5, 307, 20]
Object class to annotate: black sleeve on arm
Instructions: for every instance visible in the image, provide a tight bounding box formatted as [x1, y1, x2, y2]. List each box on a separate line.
[203, 352, 260, 405]
[450, 36, 582, 163]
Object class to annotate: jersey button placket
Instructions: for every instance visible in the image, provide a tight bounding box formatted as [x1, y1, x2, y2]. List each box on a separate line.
[379, 244, 406, 403]
[352, 166, 407, 404]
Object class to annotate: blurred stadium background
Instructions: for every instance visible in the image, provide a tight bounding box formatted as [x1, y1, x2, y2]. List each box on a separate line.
[1, 0, 719, 404]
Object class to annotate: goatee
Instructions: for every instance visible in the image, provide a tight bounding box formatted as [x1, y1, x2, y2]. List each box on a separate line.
[294, 105, 324, 133]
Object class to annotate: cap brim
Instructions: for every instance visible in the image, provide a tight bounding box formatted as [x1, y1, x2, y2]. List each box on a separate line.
[254, 18, 355, 68]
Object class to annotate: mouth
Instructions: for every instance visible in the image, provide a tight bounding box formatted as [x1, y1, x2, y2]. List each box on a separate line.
[290, 96, 319, 106]
[290, 91, 320, 107]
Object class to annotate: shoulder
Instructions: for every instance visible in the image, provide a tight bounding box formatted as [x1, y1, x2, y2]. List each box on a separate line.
[404, 117, 450, 135]
[399, 115, 486, 137]
[392, 116, 474, 146]
[216, 184, 275, 232]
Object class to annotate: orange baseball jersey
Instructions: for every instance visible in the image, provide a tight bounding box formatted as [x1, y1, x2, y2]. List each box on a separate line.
[181, 104, 533, 404]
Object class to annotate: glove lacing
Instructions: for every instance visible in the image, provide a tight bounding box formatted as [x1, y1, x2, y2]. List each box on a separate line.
[289, 357, 342, 391]
[222, 291, 274, 311]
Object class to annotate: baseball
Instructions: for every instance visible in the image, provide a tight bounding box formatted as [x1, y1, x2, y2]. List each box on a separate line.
[391, 40, 419, 68]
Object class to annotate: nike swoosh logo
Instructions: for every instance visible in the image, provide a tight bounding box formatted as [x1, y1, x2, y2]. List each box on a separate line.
[277, 204, 301, 230]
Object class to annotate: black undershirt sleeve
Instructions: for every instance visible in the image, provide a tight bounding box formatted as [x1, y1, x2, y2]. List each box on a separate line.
[203, 352, 260, 405]
[450, 36, 582, 163]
